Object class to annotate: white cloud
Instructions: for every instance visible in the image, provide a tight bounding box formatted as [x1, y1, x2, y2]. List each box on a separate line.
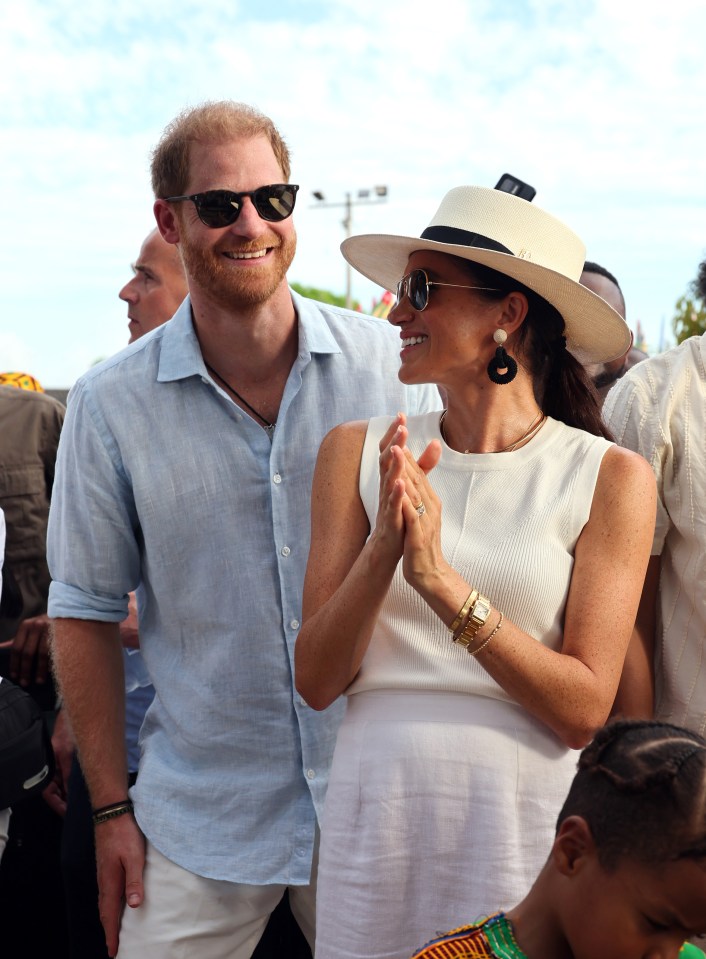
[2, 0, 705, 382]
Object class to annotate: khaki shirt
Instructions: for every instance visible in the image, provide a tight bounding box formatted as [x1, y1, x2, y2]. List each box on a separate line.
[0, 386, 65, 643]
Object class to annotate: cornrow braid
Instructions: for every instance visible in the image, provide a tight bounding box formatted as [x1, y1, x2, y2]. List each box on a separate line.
[558, 719, 706, 869]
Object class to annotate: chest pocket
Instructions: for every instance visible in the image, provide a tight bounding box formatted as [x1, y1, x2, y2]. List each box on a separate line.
[0, 465, 48, 563]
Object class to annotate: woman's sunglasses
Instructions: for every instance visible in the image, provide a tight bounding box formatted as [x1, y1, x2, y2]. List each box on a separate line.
[396, 268, 499, 312]
[164, 184, 299, 229]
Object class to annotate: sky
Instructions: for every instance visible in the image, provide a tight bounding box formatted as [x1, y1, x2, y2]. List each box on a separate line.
[2, 0, 705, 387]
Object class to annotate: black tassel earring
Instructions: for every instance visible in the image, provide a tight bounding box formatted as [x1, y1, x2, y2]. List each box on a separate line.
[487, 329, 517, 385]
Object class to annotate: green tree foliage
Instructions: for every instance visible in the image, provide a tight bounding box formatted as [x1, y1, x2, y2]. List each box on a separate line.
[290, 282, 361, 312]
[673, 281, 706, 344]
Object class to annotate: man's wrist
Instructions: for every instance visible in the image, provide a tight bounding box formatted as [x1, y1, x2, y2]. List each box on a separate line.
[92, 799, 134, 826]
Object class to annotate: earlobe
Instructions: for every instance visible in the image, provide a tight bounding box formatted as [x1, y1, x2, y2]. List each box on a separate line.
[552, 816, 596, 877]
[154, 200, 181, 245]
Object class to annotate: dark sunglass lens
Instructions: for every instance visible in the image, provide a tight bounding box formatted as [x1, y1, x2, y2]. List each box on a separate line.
[409, 270, 428, 311]
[196, 191, 241, 228]
[254, 185, 298, 222]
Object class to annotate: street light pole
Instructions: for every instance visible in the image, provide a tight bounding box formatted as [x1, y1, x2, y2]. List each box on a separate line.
[311, 187, 388, 310]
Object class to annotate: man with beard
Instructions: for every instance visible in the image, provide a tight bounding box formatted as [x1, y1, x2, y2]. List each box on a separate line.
[47, 101, 438, 959]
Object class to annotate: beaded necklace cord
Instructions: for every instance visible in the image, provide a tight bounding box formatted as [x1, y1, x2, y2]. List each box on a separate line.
[205, 361, 276, 435]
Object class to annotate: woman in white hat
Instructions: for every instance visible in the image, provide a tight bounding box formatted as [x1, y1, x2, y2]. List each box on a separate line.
[294, 186, 656, 959]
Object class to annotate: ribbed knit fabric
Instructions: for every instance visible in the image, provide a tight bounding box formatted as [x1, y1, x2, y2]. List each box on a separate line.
[347, 412, 612, 699]
[604, 334, 706, 734]
[314, 413, 613, 959]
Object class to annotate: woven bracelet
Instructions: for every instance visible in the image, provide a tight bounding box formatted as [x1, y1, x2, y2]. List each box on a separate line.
[92, 799, 134, 826]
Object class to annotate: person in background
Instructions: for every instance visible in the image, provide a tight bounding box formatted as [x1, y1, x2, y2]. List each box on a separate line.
[48, 100, 438, 959]
[119, 227, 189, 343]
[410, 720, 706, 959]
[579, 261, 647, 405]
[603, 256, 706, 726]
[295, 185, 655, 959]
[0, 373, 67, 957]
[0, 507, 6, 861]
[58, 229, 188, 959]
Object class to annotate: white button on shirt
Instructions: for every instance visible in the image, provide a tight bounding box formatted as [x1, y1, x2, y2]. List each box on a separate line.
[47, 291, 440, 884]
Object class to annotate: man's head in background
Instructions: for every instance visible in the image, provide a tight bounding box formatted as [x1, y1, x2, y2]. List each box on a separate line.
[119, 228, 188, 343]
[580, 261, 646, 403]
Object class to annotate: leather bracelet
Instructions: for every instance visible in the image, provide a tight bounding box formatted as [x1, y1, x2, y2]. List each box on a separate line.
[92, 799, 134, 826]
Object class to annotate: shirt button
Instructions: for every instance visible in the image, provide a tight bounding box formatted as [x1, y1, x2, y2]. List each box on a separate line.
[281, 546, 291, 557]
[290, 619, 300, 630]
[306, 769, 316, 780]
[273, 472, 282, 484]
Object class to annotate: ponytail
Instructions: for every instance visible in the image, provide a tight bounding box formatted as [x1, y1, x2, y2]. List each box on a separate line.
[461, 260, 614, 440]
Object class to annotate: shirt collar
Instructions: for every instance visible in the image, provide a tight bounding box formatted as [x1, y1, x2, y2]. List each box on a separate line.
[290, 289, 343, 358]
[156, 298, 207, 383]
[157, 289, 344, 384]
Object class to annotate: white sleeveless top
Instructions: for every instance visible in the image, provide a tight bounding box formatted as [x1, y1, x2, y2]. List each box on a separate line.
[346, 412, 612, 701]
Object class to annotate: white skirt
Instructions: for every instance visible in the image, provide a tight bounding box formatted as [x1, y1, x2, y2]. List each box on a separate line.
[315, 690, 578, 959]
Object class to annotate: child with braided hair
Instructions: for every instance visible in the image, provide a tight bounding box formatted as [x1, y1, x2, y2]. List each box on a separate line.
[410, 720, 706, 959]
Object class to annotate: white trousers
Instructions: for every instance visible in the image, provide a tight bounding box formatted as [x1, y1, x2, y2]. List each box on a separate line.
[117, 839, 317, 959]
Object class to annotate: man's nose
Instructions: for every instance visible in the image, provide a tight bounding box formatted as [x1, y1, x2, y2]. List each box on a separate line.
[119, 278, 139, 304]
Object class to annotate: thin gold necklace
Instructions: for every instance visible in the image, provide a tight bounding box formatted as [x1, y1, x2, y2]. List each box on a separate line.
[439, 409, 546, 454]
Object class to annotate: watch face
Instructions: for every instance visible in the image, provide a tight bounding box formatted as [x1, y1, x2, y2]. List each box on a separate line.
[472, 599, 491, 623]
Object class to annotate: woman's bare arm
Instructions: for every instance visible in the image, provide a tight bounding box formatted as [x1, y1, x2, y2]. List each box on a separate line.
[396, 444, 657, 748]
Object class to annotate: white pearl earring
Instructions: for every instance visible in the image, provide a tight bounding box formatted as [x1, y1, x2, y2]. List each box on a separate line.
[493, 329, 507, 345]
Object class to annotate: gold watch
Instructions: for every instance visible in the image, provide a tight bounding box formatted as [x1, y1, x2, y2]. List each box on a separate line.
[453, 593, 492, 649]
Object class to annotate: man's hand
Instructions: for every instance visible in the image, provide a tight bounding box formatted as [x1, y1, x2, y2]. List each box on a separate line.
[96, 814, 146, 957]
[42, 708, 75, 817]
[9, 613, 52, 686]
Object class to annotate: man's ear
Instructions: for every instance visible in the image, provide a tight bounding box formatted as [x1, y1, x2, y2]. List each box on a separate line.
[154, 199, 181, 245]
[551, 816, 597, 877]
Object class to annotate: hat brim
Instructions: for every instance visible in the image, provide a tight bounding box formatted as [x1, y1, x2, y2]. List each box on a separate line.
[341, 234, 630, 365]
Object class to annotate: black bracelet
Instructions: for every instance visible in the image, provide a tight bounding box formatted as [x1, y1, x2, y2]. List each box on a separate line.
[92, 799, 134, 826]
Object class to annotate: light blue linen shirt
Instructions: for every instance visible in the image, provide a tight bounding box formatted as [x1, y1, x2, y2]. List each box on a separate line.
[47, 291, 439, 884]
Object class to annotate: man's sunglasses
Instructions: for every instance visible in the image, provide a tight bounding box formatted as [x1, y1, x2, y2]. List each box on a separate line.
[164, 184, 300, 229]
[396, 268, 499, 312]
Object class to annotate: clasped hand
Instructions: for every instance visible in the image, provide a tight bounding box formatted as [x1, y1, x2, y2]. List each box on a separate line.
[373, 413, 444, 589]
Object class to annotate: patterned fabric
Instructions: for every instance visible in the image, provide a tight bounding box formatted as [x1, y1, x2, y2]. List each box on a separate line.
[410, 914, 527, 959]
[0, 371, 44, 392]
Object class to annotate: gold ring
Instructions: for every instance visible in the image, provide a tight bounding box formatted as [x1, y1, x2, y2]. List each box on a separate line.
[415, 501, 426, 517]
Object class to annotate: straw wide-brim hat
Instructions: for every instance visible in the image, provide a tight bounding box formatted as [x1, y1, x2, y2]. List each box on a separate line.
[341, 186, 630, 365]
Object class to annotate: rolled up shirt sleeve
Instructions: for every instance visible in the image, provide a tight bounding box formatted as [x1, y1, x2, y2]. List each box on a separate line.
[47, 378, 140, 622]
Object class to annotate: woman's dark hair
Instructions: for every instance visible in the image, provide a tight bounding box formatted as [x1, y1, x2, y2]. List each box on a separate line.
[461, 259, 612, 440]
[557, 719, 706, 870]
